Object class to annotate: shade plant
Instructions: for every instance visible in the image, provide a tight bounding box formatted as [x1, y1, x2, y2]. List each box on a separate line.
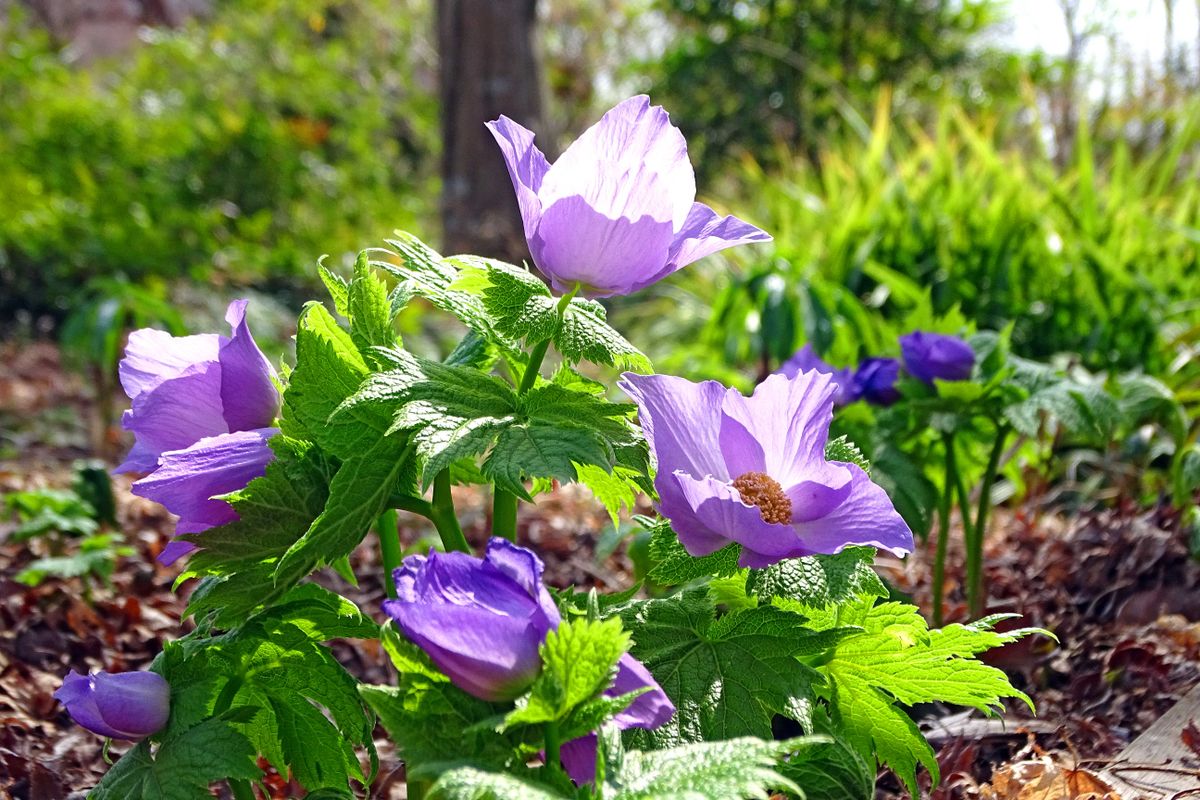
[64, 97, 1042, 800]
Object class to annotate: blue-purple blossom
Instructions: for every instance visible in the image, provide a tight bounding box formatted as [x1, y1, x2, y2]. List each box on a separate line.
[850, 357, 901, 407]
[117, 300, 280, 564]
[899, 331, 975, 384]
[620, 371, 913, 568]
[559, 653, 676, 785]
[776, 344, 856, 405]
[487, 96, 771, 298]
[54, 670, 170, 740]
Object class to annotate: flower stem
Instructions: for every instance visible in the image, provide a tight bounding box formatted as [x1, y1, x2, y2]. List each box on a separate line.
[430, 469, 470, 553]
[932, 433, 956, 627]
[492, 488, 519, 542]
[967, 424, 1009, 619]
[544, 720, 562, 774]
[949, 446, 975, 620]
[376, 509, 401, 599]
[407, 775, 431, 800]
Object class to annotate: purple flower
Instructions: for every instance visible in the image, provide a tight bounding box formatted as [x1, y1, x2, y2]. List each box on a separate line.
[117, 300, 280, 564]
[620, 371, 913, 568]
[487, 96, 771, 298]
[383, 539, 564, 702]
[900, 331, 975, 384]
[850, 357, 901, 407]
[559, 653, 676, 785]
[776, 345, 856, 405]
[54, 670, 170, 740]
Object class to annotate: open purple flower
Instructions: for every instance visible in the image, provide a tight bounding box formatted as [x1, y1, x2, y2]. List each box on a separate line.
[117, 300, 280, 564]
[900, 331, 975, 384]
[384, 539, 563, 701]
[487, 95, 771, 298]
[850, 357, 901, 407]
[54, 669, 170, 740]
[776, 345, 856, 406]
[620, 371, 913, 568]
[559, 653, 676, 785]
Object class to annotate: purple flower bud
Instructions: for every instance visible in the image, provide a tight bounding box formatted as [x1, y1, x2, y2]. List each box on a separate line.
[117, 300, 280, 563]
[776, 345, 855, 406]
[487, 96, 771, 298]
[559, 653, 676, 785]
[620, 371, 912, 569]
[899, 331, 975, 384]
[54, 670, 170, 740]
[383, 539, 563, 702]
[850, 358, 901, 406]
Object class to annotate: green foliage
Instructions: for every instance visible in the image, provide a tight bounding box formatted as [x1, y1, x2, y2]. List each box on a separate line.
[643, 517, 742, 585]
[0, 0, 436, 322]
[619, 590, 850, 745]
[15, 533, 134, 588]
[5, 487, 99, 541]
[753, 547, 888, 609]
[90, 717, 260, 800]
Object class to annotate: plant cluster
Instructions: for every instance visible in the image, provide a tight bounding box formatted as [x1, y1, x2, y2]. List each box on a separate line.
[58, 97, 1042, 800]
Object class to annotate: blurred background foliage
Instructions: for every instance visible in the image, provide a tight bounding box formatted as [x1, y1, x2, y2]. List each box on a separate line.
[2, 0, 1197, 414]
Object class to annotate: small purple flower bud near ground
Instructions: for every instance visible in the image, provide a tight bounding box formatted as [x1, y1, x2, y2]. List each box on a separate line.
[620, 370, 912, 569]
[850, 357, 901, 406]
[776, 344, 856, 405]
[899, 331, 976, 384]
[116, 300, 280, 563]
[54, 670, 170, 740]
[487, 95, 771, 298]
[559, 653, 676, 785]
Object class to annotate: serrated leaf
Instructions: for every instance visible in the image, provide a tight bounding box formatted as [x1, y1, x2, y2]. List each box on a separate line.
[643, 518, 742, 585]
[575, 462, 641, 531]
[1005, 380, 1121, 444]
[483, 422, 614, 500]
[89, 717, 260, 800]
[824, 435, 870, 473]
[610, 735, 806, 800]
[775, 723, 874, 800]
[755, 547, 887, 609]
[427, 766, 570, 800]
[259, 583, 380, 640]
[318, 260, 350, 317]
[620, 592, 849, 745]
[348, 252, 396, 358]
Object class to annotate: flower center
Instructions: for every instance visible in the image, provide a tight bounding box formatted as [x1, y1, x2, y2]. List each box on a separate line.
[731, 471, 792, 525]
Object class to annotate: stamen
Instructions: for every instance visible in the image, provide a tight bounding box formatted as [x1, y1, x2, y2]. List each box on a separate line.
[731, 471, 792, 525]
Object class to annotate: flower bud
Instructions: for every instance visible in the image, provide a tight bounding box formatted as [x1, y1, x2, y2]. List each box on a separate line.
[54, 670, 170, 740]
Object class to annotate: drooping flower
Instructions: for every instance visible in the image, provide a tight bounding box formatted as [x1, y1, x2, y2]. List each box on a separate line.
[117, 300, 280, 564]
[559, 653, 676, 785]
[849, 357, 901, 407]
[620, 371, 913, 568]
[776, 344, 856, 405]
[54, 670, 170, 740]
[487, 95, 771, 298]
[900, 331, 975, 384]
[383, 539, 563, 702]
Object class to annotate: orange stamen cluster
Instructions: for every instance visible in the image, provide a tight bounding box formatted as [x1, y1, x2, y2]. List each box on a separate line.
[731, 471, 792, 525]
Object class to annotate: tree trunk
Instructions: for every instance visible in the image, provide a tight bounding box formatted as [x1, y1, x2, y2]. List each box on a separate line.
[437, 0, 542, 262]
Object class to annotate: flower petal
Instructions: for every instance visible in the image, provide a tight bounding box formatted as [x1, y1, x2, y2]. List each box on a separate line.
[670, 471, 801, 567]
[610, 653, 674, 730]
[117, 362, 229, 473]
[791, 464, 914, 557]
[486, 115, 551, 240]
[532, 194, 675, 297]
[118, 329, 220, 402]
[560, 733, 600, 786]
[484, 538, 562, 627]
[539, 96, 695, 230]
[900, 331, 975, 384]
[665, 202, 771, 277]
[218, 300, 280, 432]
[132, 428, 277, 533]
[92, 671, 170, 738]
[719, 372, 847, 489]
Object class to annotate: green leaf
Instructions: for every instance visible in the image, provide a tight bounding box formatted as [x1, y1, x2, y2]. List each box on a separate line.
[807, 599, 1042, 795]
[620, 591, 849, 745]
[275, 435, 414, 585]
[283, 303, 393, 459]
[644, 518, 742, 585]
[823, 435, 870, 473]
[348, 252, 396, 358]
[754, 547, 887, 609]
[558, 297, 652, 373]
[1005, 379, 1121, 444]
[258, 583, 380, 640]
[428, 766, 570, 800]
[504, 618, 629, 730]
[89, 717, 260, 800]
[775, 724, 874, 800]
[574, 462, 641, 531]
[608, 735, 806, 800]
[318, 260, 350, 318]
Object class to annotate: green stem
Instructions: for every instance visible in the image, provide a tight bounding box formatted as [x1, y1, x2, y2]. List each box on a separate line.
[229, 780, 255, 800]
[518, 337, 553, 394]
[949, 444, 976, 620]
[407, 775, 431, 800]
[967, 425, 1009, 619]
[544, 720, 562, 774]
[932, 433, 957, 627]
[376, 509, 401, 599]
[430, 469, 471, 553]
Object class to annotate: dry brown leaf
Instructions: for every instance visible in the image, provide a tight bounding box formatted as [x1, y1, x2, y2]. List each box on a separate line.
[981, 756, 1123, 800]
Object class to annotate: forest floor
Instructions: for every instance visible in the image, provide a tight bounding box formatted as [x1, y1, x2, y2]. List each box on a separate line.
[2, 341, 1199, 800]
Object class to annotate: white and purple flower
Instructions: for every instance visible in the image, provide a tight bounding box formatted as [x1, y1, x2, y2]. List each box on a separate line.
[487, 95, 771, 298]
[117, 300, 280, 563]
[620, 370, 913, 568]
